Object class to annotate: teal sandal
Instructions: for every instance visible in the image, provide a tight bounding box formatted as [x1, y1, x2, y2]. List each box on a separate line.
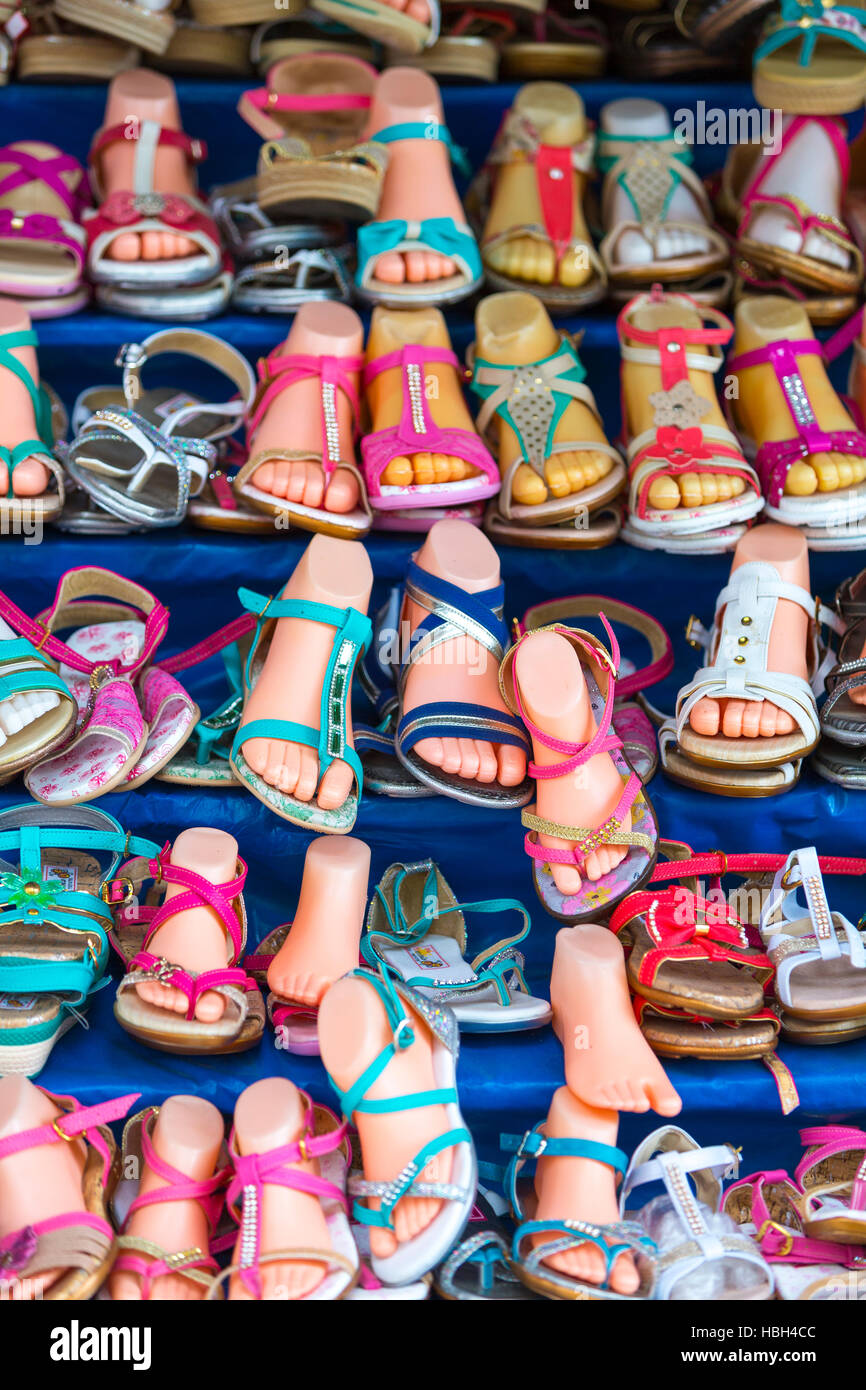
[0, 803, 160, 1076]
[326, 965, 477, 1285]
[503, 1123, 656, 1300]
[313, 0, 440, 55]
[230, 585, 372, 831]
[0, 326, 67, 524]
[753, 1, 866, 114]
[158, 643, 245, 790]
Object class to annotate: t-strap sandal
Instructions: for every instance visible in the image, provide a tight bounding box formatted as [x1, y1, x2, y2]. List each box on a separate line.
[0, 1089, 137, 1300]
[621, 1125, 774, 1299]
[311, 0, 441, 56]
[110, 1105, 231, 1300]
[619, 289, 763, 549]
[759, 846, 866, 1023]
[111, 843, 265, 1054]
[363, 859, 551, 1032]
[393, 558, 532, 808]
[205, 1094, 360, 1300]
[233, 344, 372, 539]
[355, 119, 482, 308]
[752, 0, 866, 114]
[0, 141, 90, 315]
[326, 965, 476, 1286]
[499, 618, 659, 922]
[796, 1125, 866, 1246]
[502, 1122, 656, 1300]
[230, 585, 372, 832]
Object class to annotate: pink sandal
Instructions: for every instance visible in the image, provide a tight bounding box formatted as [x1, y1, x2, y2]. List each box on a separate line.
[796, 1125, 866, 1246]
[110, 844, 265, 1055]
[0, 141, 91, 317]
[0, 1089, 137, 1301]
[205, 1094, 359, 1300]
[234, 343, 372, 538]
[362, 343, 500, 513]
[245, 928, 323, 1056]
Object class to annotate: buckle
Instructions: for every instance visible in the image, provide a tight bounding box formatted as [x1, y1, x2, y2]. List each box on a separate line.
[51, 1117, 76, 1143]
[101, 876, 135, 906]
[114, 341, 146, 372]
[756, 1219, 794, 1258]
[190, 138, 205, 161]
[31, 620, 51, 653]
[516, 1131, 545, 1160]
[685, 615, 703, 649]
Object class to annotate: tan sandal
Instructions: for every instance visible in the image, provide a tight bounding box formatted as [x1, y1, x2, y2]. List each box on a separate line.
[54, 0, 177, 54]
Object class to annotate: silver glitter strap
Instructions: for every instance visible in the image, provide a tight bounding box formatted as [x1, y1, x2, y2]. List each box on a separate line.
[349, 1175, 469, 1204]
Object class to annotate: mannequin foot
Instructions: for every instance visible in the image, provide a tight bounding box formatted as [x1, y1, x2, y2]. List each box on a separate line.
[550, 925, 681, 1115]
[249, 302, 362, 515]
[380, 0, 431, 21]
[483, 83, 593, 289]
[229, 1079, 332, 1300]
[531, 1087, 638, 1293]
[688, 523, 810, 739]
[267, 836, 370, 1005]
[367, 306, 479, 490]
[0, 302, 50, 497]
[238, 534, 372, 808]
[319, 972, 454, 1259]
[747, 118, 851, 272]
[475, 291, 615, 505]
[733, 297, 865, 494]
[513, 629, 628, 899]
[363, 68, 464, 285]
[401, 520, 527, 787]
[135, 828, 239, 1023]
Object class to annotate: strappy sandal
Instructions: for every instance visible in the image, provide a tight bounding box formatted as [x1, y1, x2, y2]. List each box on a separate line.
[618, 289, 763, 550]
[203, 1093, 358, 1300]
[212, 176, 346, 264]
[230, 583, 372, 832]
[251, 11, 377, 71]
[395, 8, 512, 82]
[0, 142, 90, 316]
[0, 627, 76, 793]
[753, 0, 866, 114]
[814, 737, 866, 790]
[499, 618, 659, 922]
[635, 997, 782, 1061]
[84, 117, 222, 293]
[110, 841, 265, 1054]
[502, 8, 608, 78]
[820, 616, 866, 746]
[469, 330, 626, 545]
[0, 804, 160, 1076]
[238, 55, 386, 224]
[502, 1122, 656, 1300]
[434, 1189, 542, 1300]
[0, 1089, 136, 1300]
[796, 1125, 866, 1245]
[244, 927, 322, 1057]
[233, 245, 353, 313]
[363, 859, 550, 1032]
[391, 556, 532, 808]
[363, 324, 501, 516]
[326, 965, 476, 1286]
[355, 120, 482, 308]
[54, 0, 176, 54]
[234, 342, 372, 538]
[311, 0, 440, 54]
[110, 1105, 231, 1299]
[621, 1126, 774, 1299]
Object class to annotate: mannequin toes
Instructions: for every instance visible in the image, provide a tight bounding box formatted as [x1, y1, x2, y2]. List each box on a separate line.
[496, 744, 527, 786]
[689, 696, 720, 736]
[194, 988, 226, 1023]
[382, 456, 414, 488]
[739, 701, 763, 739]
[456, 737, 479, 780]
[294, 747, 321, 803]
[609, 1251, 641, 1296]
[369, 1223, 399, 1259]
[721, 700, 746, 739]
[316, 758, 353, 811]
[10, 457, 50, 496]
[413, 735, 445, 769]
[474, 741, 498, 783]
[549, 860, 583, 898]
[374, 252, 405, 284]
[646, 1076, 683, 1117]
[324, 467, 360, 514]
[302, 463, 325, 510]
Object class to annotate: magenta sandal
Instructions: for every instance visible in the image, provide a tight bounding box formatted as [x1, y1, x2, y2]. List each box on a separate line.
[234, 343, 372, 538]
[362, 341, 500, 513]
[244, 928, 323, 1057]
[205, 1094, 359, 1301]
[0, 141, 91, 317]
[796, 1125, 866, 1247]
[110, 844, 265, 1055]
[500, 616, 659, 923]
[111, 1106, 231, 1300]
[0, 1089, 137, 1301]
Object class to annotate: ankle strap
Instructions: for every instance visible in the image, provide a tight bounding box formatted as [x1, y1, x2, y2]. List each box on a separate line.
[114, 332, 257, 439]
[248, 349, 362, 444]
[0, 1092, 138, 1182]
[618, 288, 732, 359]
[119, 847, 247, 963]
[90, 122, 206, 167]
[363, 343, 458, 387]
[728, 337, 822, 374]
[242, 87, 370, 114]
[371, 121, 472, 179]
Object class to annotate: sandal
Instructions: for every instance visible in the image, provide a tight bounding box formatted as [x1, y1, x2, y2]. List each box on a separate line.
[0, 323, 67, 527]
[54, 0, 176, 53]
[0, 1089, 136, 1300]
[326, 965, 477, 1286]
[0, 142, 90, 316]
[363, 859, 550, 1032]
[396, 9, 512, 82]
[110, 1105, 231, 1299]
[502, 8, 608, 79]
[238, 54, 386, 223]
[245, 927, 322, 1057]
[311, 0, 440, 54]
[156, 632, 247, 789]
[796, 1125, 866, 1245]
[205, 1093, 358, 1300]
[618, 288, 763, 551]
[230, 583, 372, 832]
[635, 997, 782, 1061]
[232, 245, 353, 314]
[723, 1165, 866, 1286]
[234, 340, 372, 538]
[814, 736, 866, 789]
[502, 1122, 656, 1300]
[0, 622, 76, 789]
[616, 10, 744, 77]
[499, 618, 659, 922]
[251, 11, 376, 70]
[0, 803, 160, 1076]
[434, 1188, 541, 1300]
[753, 0, 866, 114]
[621, 1125, 774, 1299]
[111, 841, 265, 1054]
[17, 14, 138, 83]
[820, 618, 866, 746]
[155, 17, 252, 76]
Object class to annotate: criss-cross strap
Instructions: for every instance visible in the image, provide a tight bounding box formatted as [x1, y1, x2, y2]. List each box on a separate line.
[724, 1168, 864, 1267]
[754, 0, 866, 67]
[246, 347, 362, 478]
[330, 967, 472, 1233]
[0, 329, 53, 442]
[728, 336, 866, 506]
[0, 143, 89, 219]
[796, 1124, 866, 1219]
[515, 594, 674, 698]
[67, 408, 216, 527]
[0, 144, 88, 293]
[395, 559, 529, 760]
[610, 886, 773, 992]
[112, 332, 257, 442]
[232, 587, 371, 796]
[759, 846, 866, 1009]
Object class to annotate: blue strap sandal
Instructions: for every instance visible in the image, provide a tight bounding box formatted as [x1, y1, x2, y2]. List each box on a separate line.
[502, 1123, 657, 1300]
[326, 964, 477, 1286]
[158, 642, 245, 790]
[355, 120, 482, 307]
[753, 1, 866, 113]
[230, 585, 372, 831]
[0, 327, 67, 525]
[363, 859, 551, 1032]
[0, 802, 160, 1076]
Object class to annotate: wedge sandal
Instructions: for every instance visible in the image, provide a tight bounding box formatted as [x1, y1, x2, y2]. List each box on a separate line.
[753, 1, 866, 115]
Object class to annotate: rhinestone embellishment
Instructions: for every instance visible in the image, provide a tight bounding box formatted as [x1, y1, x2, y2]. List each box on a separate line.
[781, 373, 816, 427]
[405, 362, 426, 436]
[508, 365, 555, 476]
[321, 380, 340, 464]
[239, 1183, 259, 1268]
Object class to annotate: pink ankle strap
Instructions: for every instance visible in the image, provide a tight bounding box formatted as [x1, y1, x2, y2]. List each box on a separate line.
[161, 614, 257, 676]
[617, 291, 733, 350]
[134, 849, 247, 961]
[796, 1125, 866, 1215]
[727, 1169, 866, 1267]
[0, 1092, 139, 1184]
[363, 343, 460, 389]
[242, 87, 371, 113]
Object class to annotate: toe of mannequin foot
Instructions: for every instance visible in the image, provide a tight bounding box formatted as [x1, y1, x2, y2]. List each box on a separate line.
[316, 758, 354, 811]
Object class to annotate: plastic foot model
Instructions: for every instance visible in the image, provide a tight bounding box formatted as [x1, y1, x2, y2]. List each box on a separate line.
[550, 924, 682, 1115]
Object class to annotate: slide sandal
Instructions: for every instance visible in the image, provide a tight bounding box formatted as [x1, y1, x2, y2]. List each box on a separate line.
[752, 1, 866, 114]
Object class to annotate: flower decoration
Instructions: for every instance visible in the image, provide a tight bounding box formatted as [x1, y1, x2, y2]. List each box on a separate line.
[0, 869, 64, 910]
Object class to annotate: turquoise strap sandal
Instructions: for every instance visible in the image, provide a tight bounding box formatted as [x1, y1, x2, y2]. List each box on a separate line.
[0, 328, 66, 520]
[325, 965, 477, 1286]
[503, 1123, 657, 1300]
[230, 586, 371, 831]
[363, 859, 551, 1033]
[752, 1, 866, 112]
[311, 0, 440, 56]
[0, 635, 77, 782]
[158, 643, 245, 789]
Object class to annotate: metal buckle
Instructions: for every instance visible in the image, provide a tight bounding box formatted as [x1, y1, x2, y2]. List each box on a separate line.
[685, 615, 703, 649]
[101, 876, 134, 906]
[756, 1219, 794, 1258]
[32, 621, 51, 653]
[114, 341, 146, 372]
[298, 1136, 310, 1163]
[51, 1117, 76, 1143]
[516, 1131, 545, 1161]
